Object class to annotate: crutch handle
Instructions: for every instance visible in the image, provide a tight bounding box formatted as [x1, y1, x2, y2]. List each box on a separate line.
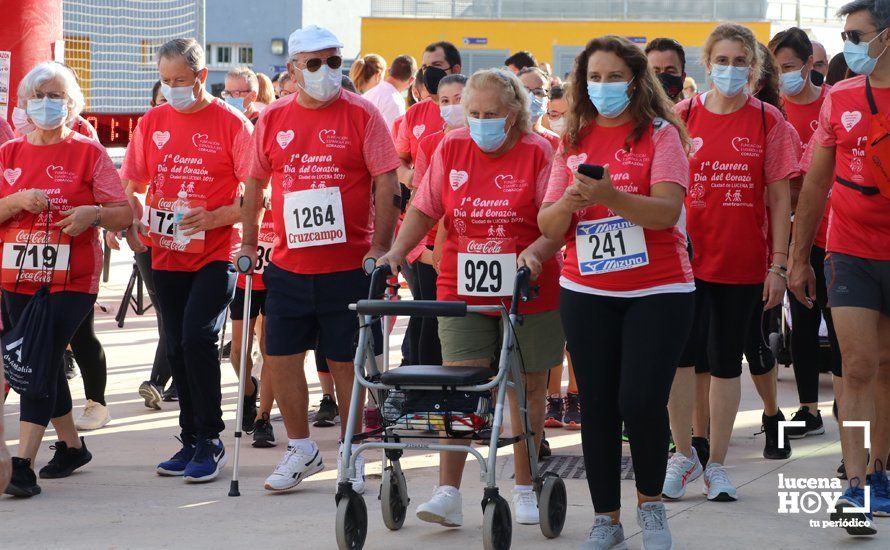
[236, 255, 253, 274]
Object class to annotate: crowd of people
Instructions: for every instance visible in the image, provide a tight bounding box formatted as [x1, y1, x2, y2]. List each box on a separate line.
[1, 0, 890, 547]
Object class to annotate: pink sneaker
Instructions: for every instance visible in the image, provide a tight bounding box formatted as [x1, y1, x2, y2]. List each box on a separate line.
[363, 406, 383, 433]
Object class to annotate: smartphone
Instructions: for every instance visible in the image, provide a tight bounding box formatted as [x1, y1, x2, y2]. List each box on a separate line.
[578, 163, 605, 180]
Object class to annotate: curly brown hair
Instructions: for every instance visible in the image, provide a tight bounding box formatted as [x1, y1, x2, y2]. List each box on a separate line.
[563, 35, 690, 153]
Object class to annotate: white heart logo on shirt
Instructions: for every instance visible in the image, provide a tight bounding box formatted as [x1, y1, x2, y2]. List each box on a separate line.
[412, 124, 426, 139]
[45, 165, 65, 180]
[318, 129, 335, 145]
[841, 111, 862, 132]
[276, 130, 295, 150]
[731, 136, 750, 152]
[152, 131, 170, 150]
[449, 169, 469, 190]
[810, 119, 819, 133]
[191, 133, 209, 147]
[3, 168, 22, 185]
[614, 149, 627, 163]
[566, 153, 587, 173]
[691, 137, 704, 155]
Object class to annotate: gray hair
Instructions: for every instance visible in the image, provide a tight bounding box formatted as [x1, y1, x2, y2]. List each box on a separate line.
[225, 66, 259, 92]
[838, 0, 890, 28]
[462, 69, 532, 134]
[17, 61, 85, 124]
[157, 38, 205, 72]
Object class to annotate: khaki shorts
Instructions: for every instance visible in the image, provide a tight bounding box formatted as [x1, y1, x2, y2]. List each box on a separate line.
[438, 309, 565, 373]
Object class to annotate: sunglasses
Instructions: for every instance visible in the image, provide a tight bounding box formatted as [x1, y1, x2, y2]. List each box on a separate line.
[302, 55, 343, 73]
[841, 28, 885, 45]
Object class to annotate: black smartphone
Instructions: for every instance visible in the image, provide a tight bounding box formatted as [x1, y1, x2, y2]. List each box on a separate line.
[578, 163, 604, 180]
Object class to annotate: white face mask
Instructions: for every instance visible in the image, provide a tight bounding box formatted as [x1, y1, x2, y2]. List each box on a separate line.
[161, 82, 199, 111]
[439, 104, 466, 128]
[300, 65, 341, 102]
[12, 106, 36, 135]
[549, 117, 566, 135]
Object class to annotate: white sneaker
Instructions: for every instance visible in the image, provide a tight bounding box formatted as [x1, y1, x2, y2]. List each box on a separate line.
[581, 515, 627, 549]
[263, 444, 324, 491]
[662, 448, 703, 500]
[416, 485, 463, 527]
[512, 486, 539, 525]
[75, 400, 110, 430]
[703, 462, 737, 502]
[337, 443, 365, 494]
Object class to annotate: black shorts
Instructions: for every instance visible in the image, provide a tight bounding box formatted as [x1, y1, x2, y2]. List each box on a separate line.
[229, 287, 267, 320]
[263, 263, 381, 362]
[825, 252, 890, 316]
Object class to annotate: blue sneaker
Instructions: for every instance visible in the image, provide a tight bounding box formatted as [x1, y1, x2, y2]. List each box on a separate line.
[830, 483, 877, 536]
[157, 437, 196, 476]
[183, 438, 227, 483]
[868, 469, 890, 517]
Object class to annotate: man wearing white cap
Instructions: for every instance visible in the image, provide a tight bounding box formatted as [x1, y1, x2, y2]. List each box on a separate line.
[239, 25, 400, 493]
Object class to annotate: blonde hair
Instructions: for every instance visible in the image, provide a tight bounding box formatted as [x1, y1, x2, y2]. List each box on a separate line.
[701, 23, 762, 87]
[349, 54, 386, 93]
[256, 73, 275, 104]
[17, 61, 85, 125]
[462, 69, 532, 134]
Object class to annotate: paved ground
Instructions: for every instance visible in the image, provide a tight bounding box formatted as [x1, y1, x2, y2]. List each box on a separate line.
[1, 250, 886, 549]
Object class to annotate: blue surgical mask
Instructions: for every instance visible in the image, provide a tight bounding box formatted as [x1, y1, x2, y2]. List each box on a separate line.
[586, 80, 632, 118]
[224, 95, 247, 113]
[844, 29, 888, 76]
[26, 97, 68, 130]
[468, 117, 508, 152]
[779, 68, 806, 96]
[709, 64, 750, 97]
[528, 92, 548, 123]
[161, 82, 198, 111]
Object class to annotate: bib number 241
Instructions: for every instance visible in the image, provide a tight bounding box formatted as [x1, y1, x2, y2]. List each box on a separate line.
[576, 216, 649, 275]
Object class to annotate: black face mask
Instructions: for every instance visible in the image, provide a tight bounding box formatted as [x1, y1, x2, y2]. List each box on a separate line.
[422, 66, 449, 95]
[810, 69, 825, 87]
[657, 72, 685, 101]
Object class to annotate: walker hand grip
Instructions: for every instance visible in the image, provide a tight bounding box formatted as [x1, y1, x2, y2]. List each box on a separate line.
[363, 257, 377, 275]
[236, 255, 253, 275]
[355, 299, 467, 318]
[367, 264, 393, 299]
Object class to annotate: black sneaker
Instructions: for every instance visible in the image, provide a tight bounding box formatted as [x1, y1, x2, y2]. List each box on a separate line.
[837, 460, 847, 480]
[562, 392, 581, 430]
[786, 406, 825, 439]
[253, 413, 276, 448]
[539, 435, 552, 461]
[242, 376, 258, 433]
[64, 350, 78, 380]
[138, 381, 163, 410]
[4, 457, 41, 497]
[691, 436, 710, 467]
[162, 384, 178, 402]
[38, 437, 92, 479]
[313, 394, 338, 427]
[762, 410, 791, 460]
[833, 400, 839, 422]
[222, 341, 232, 359]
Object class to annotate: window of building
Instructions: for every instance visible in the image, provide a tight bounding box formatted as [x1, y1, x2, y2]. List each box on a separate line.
[238, 46, 253, 65]
[207, 43, 252, 69]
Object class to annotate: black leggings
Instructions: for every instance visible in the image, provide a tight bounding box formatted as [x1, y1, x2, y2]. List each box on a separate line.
[561, 288, 694, 512]
[134, 248, 171, 388]
[790, 246, 842, 402]
[4, 291, 95, 426]
[70, 309, 108, 405]
[413, 259, 441, 365]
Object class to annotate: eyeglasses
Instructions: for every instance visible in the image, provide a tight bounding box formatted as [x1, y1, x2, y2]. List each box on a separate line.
[526, 87, 548, 99]
[841, 28, 885, 45]
[279, 90, 294, 97]
[299, 55, 343, 73]
[547, 111, 564, 119]
[222, 89, 251, 98]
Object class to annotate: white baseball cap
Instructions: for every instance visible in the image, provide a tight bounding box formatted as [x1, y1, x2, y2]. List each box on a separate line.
[287, 25, 344, 57]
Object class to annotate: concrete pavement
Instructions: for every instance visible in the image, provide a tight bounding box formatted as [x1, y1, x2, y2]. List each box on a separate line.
[1, 250, 886, 549]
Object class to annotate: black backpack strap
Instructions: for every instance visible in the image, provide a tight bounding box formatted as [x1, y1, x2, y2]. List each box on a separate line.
[684, 94, 695, 123]
[866, 78, 879, 115]
[761, 98, 768, 139]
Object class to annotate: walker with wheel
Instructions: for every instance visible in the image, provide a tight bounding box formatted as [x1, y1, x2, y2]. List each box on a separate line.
[334, 263, 567, 550]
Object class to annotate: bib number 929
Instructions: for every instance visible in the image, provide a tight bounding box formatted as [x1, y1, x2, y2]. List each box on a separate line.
[463, 259, 503, 294]
[457, 238, 517, 298]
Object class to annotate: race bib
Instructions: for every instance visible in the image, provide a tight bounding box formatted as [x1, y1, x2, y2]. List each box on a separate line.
[457, 237, 517, 297]
[576, 216, 649, 275]
[2, 228, 71, 285]
[148, 196, 206, 253]
[254, 238, 275, 274]
[283, 187, 346, 249]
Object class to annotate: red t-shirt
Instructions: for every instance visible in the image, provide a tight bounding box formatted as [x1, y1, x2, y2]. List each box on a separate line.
[812, 75, 890, 260]
[785, 85, 832, 248]
[407, 130, 447, 262]
[236, 208, 276, 291]
[0, 132, 125, 294]
[545, 119, 693, 294]
[249, 90, 400, 275]
[396, 99, 443, 162]
[676, 94, 798, 284]
[0, 118, 13, 146]
[412, 129, 558, 314]
[121, 99, 253, 272]
[536, 127, 560, 156]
